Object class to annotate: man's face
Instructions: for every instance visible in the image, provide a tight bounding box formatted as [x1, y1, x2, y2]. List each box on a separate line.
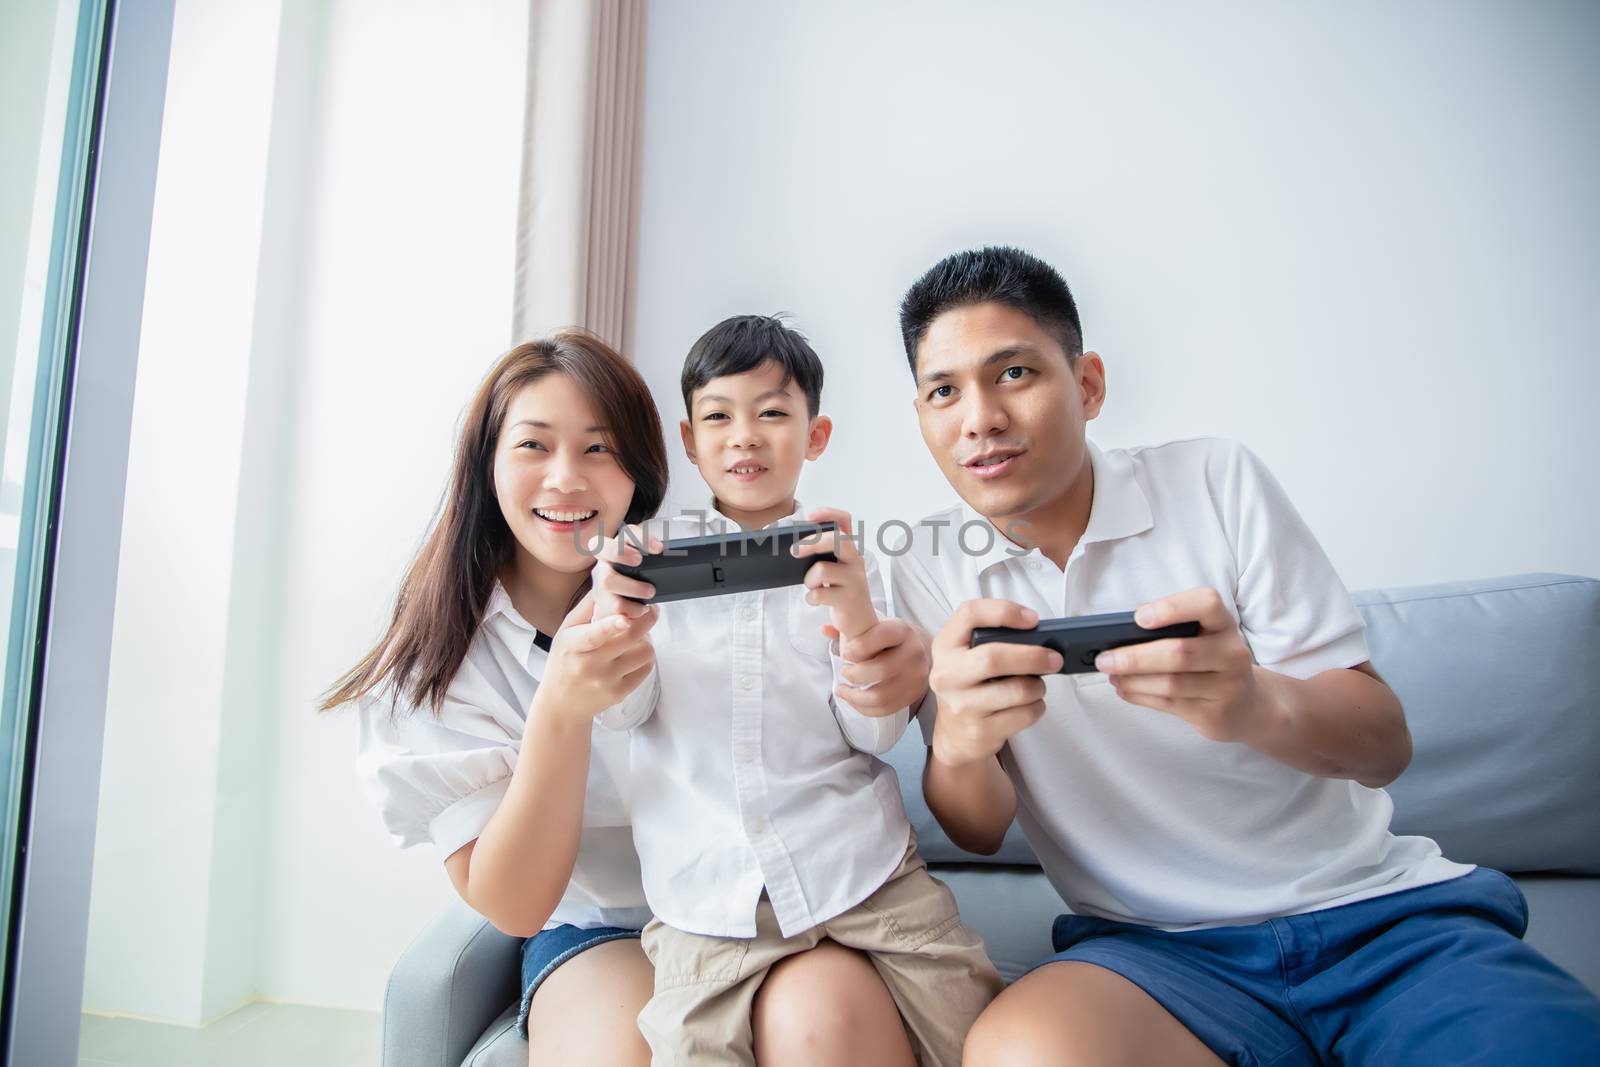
[912, 302, 1105, 526]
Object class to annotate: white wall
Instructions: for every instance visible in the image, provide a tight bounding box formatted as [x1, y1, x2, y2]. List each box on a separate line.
[87, 0, 530, 1018]
[629, 0, 1600, 591]
[84, 0, 286, 1024]
[259, 0, 530, 1010]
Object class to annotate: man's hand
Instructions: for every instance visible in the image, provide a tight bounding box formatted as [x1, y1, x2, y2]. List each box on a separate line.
[794, 507, 876, 639]
[1093, 586, 1273, 744]
[820, 617, 931, 715]
[928, 599, 1063, 768]
[591, 524, 662, 623]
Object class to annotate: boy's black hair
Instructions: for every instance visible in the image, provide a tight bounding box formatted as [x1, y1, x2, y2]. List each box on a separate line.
[898, 246, 1083, 376]
[680, 314, 824, 417]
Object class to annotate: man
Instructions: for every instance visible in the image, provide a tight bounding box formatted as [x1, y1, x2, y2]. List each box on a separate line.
[889, 245, 1600, 1064]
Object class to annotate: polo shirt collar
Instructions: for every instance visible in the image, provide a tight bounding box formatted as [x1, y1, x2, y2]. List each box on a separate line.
[1080, 440, 1154, 546]
[957, 440, 1153, 574]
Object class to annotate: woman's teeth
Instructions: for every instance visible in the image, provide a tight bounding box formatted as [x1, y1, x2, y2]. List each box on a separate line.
[535, 508, 596, 522]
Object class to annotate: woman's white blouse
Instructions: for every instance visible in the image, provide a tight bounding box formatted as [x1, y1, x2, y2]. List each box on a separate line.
[355, 582, 651, 931]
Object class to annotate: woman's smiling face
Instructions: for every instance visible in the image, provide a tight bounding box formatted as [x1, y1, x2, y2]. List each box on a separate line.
[492, 372, 637, 574]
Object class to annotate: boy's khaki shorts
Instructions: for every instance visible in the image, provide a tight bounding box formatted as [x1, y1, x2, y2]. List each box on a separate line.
[638, 835, 1003, 1066]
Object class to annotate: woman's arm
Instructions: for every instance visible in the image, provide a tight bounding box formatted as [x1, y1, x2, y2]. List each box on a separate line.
[444, 697, 596, 935]
[447, 600, 657, 936]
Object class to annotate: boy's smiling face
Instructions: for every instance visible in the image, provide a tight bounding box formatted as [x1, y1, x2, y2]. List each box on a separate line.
[681, 359, 832, 530]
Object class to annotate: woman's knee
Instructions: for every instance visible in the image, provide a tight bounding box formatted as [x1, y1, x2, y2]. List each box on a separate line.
[526, 938, 653, 1067]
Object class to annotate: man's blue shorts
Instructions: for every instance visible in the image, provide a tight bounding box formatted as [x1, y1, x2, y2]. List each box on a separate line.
[1034, 867, 1600, 1064]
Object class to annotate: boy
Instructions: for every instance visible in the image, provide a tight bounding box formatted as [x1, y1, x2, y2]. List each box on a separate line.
[593, 315, 1002, 1066]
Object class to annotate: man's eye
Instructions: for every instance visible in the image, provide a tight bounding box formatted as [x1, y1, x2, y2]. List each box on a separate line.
[1001, 366, 1029, 382]
[703, 412, 727, 422]
[760, 409, 787, 418]
[931, 385, 954, 400]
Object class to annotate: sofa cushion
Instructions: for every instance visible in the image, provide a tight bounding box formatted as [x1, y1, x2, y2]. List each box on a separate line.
[1364, 574, 1600, 874]
[881, 733, 1038, 866]
[886, 573, 1600, 874]
[462, 1004, 523, 1066]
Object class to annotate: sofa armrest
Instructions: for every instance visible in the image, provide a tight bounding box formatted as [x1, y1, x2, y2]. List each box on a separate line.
[383, 898, 522, 1067]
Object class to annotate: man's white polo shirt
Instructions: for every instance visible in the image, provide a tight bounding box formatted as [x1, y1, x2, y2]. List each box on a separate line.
[891, 437, 1470, 930]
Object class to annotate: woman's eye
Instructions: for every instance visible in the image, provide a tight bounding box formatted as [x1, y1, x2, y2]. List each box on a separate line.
[518, 440, 547, 451]
[585, 443, 611, 454]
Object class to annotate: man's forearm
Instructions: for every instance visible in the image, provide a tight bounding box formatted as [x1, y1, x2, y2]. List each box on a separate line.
[1246, 665, 1412, 788]
[923, 748, 1018, 855]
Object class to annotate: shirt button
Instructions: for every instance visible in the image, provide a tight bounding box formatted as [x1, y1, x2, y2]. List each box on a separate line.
[740, 746, 757, 763]
[1028, 560, 1043, 571]
[750, 817, 765, 833]
[739, 676, 755, 691]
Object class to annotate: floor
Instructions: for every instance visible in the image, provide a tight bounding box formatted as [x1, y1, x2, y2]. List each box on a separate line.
[79, 1002, 381, 1067]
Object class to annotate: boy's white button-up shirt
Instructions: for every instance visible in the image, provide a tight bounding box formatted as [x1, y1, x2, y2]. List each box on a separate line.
[892, 438, 1469, 931]
[603, 501, 913, 938]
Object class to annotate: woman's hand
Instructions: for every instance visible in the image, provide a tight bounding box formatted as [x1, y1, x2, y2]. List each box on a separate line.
[591, 524, 663, 621]
[533, 589, 657, 725]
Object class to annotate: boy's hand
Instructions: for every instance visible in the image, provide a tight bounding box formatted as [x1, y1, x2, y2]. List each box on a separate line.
[793, 508, 876, 639]
[1095, 586, 1273, 744]
[821, 617, 931, 713]
[591, 524, 663, 624]
[928, 599, 1062, 768]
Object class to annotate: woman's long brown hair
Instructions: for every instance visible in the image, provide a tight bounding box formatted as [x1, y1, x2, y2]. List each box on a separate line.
[321, 331, 669, 714]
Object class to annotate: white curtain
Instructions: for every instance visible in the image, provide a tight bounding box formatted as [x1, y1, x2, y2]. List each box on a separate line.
[512, 0, 647, 353]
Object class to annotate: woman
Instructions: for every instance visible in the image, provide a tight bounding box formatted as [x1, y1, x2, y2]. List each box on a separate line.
[325, 332, 914, 1065]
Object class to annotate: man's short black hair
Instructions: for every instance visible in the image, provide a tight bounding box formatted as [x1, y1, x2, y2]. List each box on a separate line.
[899, 246, 1083, 376]
[681, 314, 824, 417]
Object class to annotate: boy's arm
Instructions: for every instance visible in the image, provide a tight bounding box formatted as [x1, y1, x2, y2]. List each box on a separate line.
[825, 550, 912, 754]
[792, 509, 914, 754]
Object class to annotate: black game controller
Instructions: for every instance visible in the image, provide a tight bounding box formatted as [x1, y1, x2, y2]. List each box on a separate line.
[970, 611, 1201, 674]
[614, 522, 839, 603]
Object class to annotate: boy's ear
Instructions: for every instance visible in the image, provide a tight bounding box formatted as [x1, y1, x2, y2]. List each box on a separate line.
[679, 418, 697, 462]
[805, 414, 833, 461]
[1077, 352, 1107, 422]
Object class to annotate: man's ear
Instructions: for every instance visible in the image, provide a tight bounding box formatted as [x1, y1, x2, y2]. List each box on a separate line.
[805, 414, 834, 460]
[1076, 352, 1107, 422]
[679, 418, 697, 462]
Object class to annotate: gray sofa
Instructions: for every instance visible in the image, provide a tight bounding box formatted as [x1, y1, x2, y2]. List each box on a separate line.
[383, 573, 1600, 1066]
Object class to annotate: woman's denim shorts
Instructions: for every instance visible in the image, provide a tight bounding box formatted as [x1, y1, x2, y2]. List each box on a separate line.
[516, 923, 642, 1037]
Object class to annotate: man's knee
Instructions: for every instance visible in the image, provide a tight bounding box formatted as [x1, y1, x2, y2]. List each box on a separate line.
[963, 989, 1067, 1067]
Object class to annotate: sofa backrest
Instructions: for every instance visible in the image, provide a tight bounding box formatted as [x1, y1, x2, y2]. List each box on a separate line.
[883, 573, 1600, 875]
